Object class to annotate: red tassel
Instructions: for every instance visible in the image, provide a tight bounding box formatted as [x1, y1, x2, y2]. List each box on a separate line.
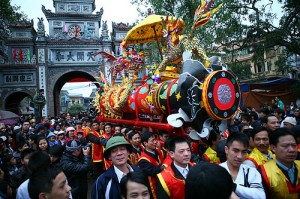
[19, 48, 23, 61]
[75, 26, 78, 38]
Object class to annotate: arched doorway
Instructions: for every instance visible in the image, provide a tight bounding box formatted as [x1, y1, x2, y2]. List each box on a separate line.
[53, 71, 99, 116]
[5, 92, 32, 114]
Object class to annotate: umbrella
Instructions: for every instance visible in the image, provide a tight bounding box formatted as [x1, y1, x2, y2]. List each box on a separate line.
[122, 15, 185, 59]
[0, 119, 19, 125]
[0, 110, 19, 125]
[0, 110, 19, 120]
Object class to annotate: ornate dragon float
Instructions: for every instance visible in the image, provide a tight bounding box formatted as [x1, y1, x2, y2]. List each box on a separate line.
[93, 0, 240, 137]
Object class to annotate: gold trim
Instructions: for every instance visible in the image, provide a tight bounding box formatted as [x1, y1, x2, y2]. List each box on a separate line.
[157, 173, 171, 196]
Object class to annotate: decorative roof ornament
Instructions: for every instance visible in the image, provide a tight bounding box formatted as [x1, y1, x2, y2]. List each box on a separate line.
[101, 20, 110, 41]
[37, 17, 46, 41]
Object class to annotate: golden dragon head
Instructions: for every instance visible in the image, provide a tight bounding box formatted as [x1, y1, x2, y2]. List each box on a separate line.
[192, 0, 222, 31]
[161, 16, 185, 46]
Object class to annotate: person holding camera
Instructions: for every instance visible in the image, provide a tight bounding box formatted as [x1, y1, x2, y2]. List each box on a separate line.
[60, 139, 92, 199]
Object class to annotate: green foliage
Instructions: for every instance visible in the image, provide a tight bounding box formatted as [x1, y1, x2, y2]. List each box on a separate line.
[131, 0, 300, 57]
[275, 55, 288, 75]
[0, 0, 27, 23]
[228, 62, 252, 81]
[68, 104, 85, 115]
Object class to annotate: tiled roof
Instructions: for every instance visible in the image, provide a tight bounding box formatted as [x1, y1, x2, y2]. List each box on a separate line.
[42, 5, 103, 19]
[6, 38, 35, 43]
[9, 20, 34, 28]
[112, 22, 134, 30]
[47, 39, 101, 45]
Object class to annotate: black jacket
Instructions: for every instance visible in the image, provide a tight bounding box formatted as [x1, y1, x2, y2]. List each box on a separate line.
[138, 149, 164, 176]
[91, 165, 140, 199]
[60, 152, 92, 199]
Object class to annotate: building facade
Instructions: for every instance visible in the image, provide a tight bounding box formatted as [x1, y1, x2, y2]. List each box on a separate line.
[224, 45, 296, 82]
[0, 20, 37, 114]
[0, 0, 132, 117]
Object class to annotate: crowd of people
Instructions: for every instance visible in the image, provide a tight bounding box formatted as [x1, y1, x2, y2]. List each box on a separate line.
[0, 96, 299, 199]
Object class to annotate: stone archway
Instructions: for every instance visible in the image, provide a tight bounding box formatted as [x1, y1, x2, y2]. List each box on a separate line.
[5, 92, 32, 114]
[53, 71, 99, 116]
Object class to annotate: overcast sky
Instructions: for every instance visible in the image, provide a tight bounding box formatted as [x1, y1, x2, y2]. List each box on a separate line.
[11, 0, 142, 33]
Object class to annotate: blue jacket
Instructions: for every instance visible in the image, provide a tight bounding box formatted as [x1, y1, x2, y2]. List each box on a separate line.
[91, 165, 140, 199]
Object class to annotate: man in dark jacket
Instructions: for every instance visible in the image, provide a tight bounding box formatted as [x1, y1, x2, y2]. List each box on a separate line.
[33, 89, 46, 124]
[60, 139, 92, 199]
[91, 136, 140, 199]
[15, 121, 30, 145]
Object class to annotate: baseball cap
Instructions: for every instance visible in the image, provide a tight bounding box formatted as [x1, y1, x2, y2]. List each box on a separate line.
[282, 117, 297, 126]
[66, 140, 82, 152]
[103, 136, 132, 160]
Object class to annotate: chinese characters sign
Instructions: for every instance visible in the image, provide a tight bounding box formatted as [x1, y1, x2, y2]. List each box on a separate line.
[4, 73, 34, 84]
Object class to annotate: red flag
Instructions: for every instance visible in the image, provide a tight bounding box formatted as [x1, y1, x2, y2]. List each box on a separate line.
[13, 48, 16, 61]
[19, 48, 23, 61]
[75, 26, 78, 38]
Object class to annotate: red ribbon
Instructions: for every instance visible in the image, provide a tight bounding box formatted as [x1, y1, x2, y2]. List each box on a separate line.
[75, 26, 78, 38]
[13, 48, 16, 61]
[19, 48, 23, 61]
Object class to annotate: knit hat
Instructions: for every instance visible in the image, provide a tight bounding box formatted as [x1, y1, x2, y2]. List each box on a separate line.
[65, 140, 82, 152]
[47, 132, 56, 139]
[282, 117, 297, 126]
[66, 127, 75, 132]
[103, 136, 132, 160]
